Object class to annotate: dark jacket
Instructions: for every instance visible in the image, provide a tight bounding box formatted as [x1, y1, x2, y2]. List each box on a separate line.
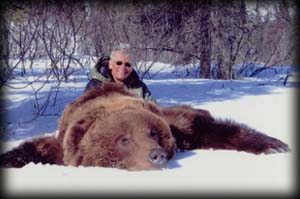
[85, 56, 156, 103]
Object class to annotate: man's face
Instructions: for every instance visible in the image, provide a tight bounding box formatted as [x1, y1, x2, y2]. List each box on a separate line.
[109, 50, 133, 84]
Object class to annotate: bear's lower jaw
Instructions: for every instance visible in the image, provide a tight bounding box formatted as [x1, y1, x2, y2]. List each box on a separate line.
[123, 162, 168, 171]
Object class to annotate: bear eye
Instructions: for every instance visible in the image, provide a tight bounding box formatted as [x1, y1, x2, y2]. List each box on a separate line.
[120, 137, 129, 145]
[148, 130, 159, 141]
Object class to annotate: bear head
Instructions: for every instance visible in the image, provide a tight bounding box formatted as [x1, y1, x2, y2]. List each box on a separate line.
[59, 85, 176, 171]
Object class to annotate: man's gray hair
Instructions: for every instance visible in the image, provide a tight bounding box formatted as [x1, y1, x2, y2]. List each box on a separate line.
[110, 43, 132, 58]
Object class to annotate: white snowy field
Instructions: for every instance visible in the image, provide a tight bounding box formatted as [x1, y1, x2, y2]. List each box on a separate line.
[0, 64, 299, 197]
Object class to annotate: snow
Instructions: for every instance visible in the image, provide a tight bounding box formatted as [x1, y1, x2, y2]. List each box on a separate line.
[1, 62, 299, 197]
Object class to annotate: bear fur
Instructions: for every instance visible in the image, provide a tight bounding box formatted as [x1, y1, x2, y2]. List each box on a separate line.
[0, 83, 290, 171]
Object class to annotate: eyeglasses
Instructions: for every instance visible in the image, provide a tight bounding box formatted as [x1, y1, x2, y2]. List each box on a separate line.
[115, 61, 131, 68]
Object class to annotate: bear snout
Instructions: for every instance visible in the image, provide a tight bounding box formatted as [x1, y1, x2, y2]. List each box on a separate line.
[148, 148, 167, 166]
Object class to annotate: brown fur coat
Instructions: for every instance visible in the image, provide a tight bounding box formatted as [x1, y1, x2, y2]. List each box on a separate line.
[0, 83, 290, 171]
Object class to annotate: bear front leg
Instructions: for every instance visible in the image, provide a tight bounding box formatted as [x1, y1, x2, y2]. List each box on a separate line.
[0, 136, 63, 168]
[191, 116, 291, 154]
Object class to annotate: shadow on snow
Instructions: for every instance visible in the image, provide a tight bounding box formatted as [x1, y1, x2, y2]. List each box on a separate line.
[146, 78, 292, 107]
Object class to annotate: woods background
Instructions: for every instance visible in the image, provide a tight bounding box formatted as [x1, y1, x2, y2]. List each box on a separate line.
[0, 0, 299, 120]
[0, 0, 299, 85]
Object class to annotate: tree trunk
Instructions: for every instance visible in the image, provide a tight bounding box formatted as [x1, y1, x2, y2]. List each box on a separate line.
[199, 0, 211, 79]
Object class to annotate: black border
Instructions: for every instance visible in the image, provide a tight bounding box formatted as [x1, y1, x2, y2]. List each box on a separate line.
[0, 0, 299, 198]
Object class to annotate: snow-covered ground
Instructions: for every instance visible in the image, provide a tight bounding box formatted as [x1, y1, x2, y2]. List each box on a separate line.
[1, 62, 299, 197]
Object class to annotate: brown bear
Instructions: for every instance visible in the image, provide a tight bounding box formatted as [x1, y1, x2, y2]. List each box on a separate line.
[0, 83, 290, 171]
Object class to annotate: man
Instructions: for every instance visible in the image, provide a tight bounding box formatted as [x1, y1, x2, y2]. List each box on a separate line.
[85, 46, 156, 103]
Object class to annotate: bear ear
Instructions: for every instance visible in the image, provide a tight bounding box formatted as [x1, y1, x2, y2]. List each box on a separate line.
[143, 101, 163, 116]
[68, 124, 86, 149]
[63, 119, 93, 160]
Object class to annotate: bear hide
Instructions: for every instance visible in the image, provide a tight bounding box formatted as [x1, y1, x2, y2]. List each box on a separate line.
[0, 83, 290, 171]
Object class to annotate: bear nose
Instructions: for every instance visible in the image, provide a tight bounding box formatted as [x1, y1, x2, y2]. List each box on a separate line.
[148, 148, 167, 166]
